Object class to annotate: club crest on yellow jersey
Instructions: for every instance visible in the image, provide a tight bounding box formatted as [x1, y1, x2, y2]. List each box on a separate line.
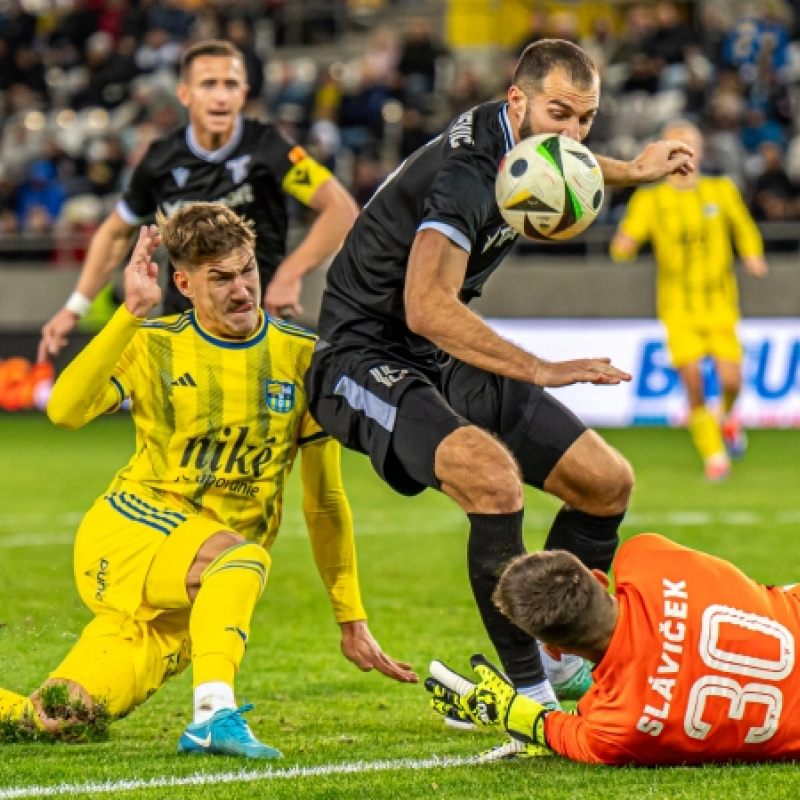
[265, 380, 295, 413]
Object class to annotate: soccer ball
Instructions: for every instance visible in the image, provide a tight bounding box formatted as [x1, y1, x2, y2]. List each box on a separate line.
[495, 134, 604, 241]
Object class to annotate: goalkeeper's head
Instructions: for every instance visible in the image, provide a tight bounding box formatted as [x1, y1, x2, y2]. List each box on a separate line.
[493, 550, 618, 663]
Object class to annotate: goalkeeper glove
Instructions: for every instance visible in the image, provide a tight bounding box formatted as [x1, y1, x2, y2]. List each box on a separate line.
[469, 654, 551, 748]
[425, 660, 501, 730]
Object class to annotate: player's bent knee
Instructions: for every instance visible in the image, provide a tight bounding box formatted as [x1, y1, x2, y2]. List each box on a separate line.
[186, 531, 245, 598]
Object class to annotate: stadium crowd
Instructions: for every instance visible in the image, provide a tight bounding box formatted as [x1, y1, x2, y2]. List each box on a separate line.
[2, 0, 800, 259]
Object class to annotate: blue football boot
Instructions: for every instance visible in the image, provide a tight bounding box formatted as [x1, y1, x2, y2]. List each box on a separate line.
[177, 703, 282, 759]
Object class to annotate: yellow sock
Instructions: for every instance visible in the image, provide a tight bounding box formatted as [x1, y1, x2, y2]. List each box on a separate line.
[0, 687, 37, 724]
[190, 542, 270, 688]
[688, 406, 726, 462]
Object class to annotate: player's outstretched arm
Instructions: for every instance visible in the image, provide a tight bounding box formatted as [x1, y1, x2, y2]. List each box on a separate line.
[405, 230, 631, 388]
[265, 176, 358, 318]
[300, 437, 417, 684]
[596, 140, 695, 187]
[47, 226, 161, 430]
[38, 210, 136, 362]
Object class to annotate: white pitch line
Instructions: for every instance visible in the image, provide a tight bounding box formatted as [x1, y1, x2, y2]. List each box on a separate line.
[0, 755, 477, 799]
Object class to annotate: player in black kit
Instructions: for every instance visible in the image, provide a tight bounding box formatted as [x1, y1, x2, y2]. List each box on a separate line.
[39, 40, 357, 360]
[306, 40, 695, 758]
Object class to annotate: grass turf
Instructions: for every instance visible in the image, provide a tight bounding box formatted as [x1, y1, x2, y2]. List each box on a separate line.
[1, 415, 800, 797]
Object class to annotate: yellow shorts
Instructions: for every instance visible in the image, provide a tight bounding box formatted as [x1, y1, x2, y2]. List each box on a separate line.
[663, 318, 743, 369]
[50, 492, 230, 716]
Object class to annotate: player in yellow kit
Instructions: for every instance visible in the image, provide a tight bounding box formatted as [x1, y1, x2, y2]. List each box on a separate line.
[611, 121, 768, 481]
[0, 203, 416, 756]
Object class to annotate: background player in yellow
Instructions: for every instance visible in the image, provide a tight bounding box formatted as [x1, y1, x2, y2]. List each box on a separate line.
[611, 121, 768, 481]
[39, 39, 359, 361]
[0, 203, 415, 757]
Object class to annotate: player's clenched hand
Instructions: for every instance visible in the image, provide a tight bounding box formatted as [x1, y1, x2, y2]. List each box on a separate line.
[340, 620, 418, 683]
[468, 654, 552, 748]
[629, 139, 695, 184]
[38, 308, 80, 362]
[264, 267, 303, 319]
[124, 224, 162, 318]
[532, 357, 632, 388]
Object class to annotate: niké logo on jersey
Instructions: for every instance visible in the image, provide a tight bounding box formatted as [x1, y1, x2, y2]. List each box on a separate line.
[172, 167, 190, 187]
[265, 380, 295, 413]
[226, 154, 251, 184]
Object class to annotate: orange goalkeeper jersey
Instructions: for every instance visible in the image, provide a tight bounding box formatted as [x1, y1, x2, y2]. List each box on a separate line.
[545, 534, 800, 765]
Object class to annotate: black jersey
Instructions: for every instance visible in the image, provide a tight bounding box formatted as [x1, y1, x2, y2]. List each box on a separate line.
[317, 100, 518, 370]
[117, 116, 327, 313]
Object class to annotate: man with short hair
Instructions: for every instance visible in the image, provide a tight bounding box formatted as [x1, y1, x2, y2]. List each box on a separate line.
[611, 120, 768, 481]
[39, 39, 358, 361]
[432, 533, 800, 765]
[2, 203, 414, 756]
[306, 38, 695, 758]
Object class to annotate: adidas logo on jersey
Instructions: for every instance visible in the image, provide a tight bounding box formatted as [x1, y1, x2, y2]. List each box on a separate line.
[171, 372, 197, 387]
[172, 167, 190, 187]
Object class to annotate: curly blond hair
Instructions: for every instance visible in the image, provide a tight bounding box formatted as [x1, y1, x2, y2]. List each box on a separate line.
[157, 203, 255, 270]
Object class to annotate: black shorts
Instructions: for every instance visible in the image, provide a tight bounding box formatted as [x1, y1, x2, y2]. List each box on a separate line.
[305, 343, 587, 496]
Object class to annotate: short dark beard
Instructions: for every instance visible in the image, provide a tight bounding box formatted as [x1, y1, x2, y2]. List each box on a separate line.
[518, 99, 533, 141]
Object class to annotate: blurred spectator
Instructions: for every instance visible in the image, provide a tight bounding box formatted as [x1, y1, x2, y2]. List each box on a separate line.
[752, 141, 800, 220]
[21, 205, 55, 262]
[339, 62, 389, 155]
[17, 161, 66, 223]
[49, 0, 100, 56]
[85, 137, 126, 197]
[621, 53, 660, 95]
[646, 3, 693, 67]
[351, 154, 384, 207]
[98, 0, 131, 43]
[547, 11, 580, 44]
[581, 16, 617, 73]
[135, 27, 182, 74]
[723, 2, 791, 81]
[0, 175, 19, 215]
[514, 10, 549, 58]
[74, 31, 138, 109]
[396, 17, 449, 106]
[610, 5, 655, 66]
[740, 105, 788, 153]
[399, 107, 429, 160]
[0, 0, 37, 55]
[226, 18, 265, 101]
[11, 47, 49, 106]
[448, 64, 485, 117]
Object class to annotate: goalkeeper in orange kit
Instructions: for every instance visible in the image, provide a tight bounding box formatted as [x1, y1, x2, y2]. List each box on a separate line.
[430, 533, 800, 765]
[0, 204, 415, 756]
[611, 121, 768, 481]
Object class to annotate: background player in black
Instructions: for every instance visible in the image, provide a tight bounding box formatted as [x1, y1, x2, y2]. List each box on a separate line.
[306, 40, 695, 744]
[39, 40, 358, 361]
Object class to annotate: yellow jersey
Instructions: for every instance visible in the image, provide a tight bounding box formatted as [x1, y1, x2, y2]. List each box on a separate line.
[48, 305, 367, 623]
[613, 177, 763, 323]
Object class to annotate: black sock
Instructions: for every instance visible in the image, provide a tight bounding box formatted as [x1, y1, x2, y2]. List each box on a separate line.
[467, 510, 545, 687]
[544, 507, 624, 573]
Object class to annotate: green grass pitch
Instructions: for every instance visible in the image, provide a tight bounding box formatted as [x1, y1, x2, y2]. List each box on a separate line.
[2, 415, 800, 798]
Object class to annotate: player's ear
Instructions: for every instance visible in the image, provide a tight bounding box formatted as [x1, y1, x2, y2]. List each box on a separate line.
[173, 269, 193, 300]
[591, 569, 610, 590]
[176, 81, 190, 108]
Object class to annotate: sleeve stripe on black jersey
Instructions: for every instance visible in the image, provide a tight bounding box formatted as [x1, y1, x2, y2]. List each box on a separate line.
[116, 199, 146, 225]
[418, 221, 471, 253]
[298, 431, 330, 446]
